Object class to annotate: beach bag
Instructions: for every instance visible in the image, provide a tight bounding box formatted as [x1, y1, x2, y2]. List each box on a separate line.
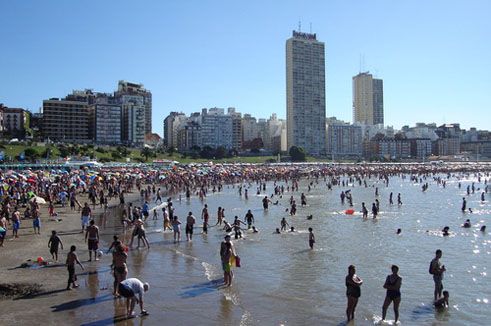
[235, 256, 241, 268]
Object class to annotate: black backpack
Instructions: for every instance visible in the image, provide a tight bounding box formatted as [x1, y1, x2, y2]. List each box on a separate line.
[429, 261, 435, 274]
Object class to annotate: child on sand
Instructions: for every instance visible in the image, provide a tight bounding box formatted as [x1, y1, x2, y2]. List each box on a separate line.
[32, 210, 41, 235]
[48, 230, 63, 261]
[66, 245, 84, 290]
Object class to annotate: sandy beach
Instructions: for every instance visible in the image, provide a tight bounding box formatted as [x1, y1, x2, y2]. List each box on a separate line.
[0, 189, 141, 325]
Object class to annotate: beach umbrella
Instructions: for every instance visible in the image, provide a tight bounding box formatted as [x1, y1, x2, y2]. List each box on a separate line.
[30, 196, 47, 205]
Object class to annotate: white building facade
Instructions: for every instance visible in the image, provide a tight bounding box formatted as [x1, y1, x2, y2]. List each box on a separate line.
[286, 30, 326, 156]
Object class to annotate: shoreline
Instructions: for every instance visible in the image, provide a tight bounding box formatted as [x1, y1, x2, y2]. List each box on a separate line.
[0, 164, 489, 325]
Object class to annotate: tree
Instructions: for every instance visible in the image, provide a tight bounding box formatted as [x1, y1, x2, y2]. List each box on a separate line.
[289, 146, 306, 162]
[243, 137, 264, 151]
[200, 146, 214, 159]
[166, 146, 176, 156]
[42, 147, 52, 159]
[58, 145, 71, 158]
[111, 151, 123, 160]
[215, 146, 226, 159]
[140, 147, 153, 162]
[116, 146, 129, 157]
[24, 148, 39, 162]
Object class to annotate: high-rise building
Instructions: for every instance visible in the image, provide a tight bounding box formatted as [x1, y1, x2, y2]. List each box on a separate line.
[177, 121, 201, 152]
[326, 117, 362, 158]
[286, 30, 326, 156]
[242, 114, 259, 143]
[227, 107, 243, 151]
[120, 95, 146, 145]
[2, 107, 30, 139]
[115, 81, 152, 135]
[352, 72, 384, 126]
[163, 112, 187, 149]
[93, 104, 122, 144]
[201, 108, 233, 149]
[0, 104, 5, 133]
[42, 93, 93, 143]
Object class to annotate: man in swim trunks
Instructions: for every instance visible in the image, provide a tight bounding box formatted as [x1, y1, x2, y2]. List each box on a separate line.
[262, 196, 271, 210]
[81, 202, 92, 233]
[118, 278, 149, 318]
[244, 210, 254, 229]
[0, 215, 7, 246]
[11, 207, 21, 238]
[66, 245, 84, 290]
[85, 220, 100, 261]
[430, 249, 446, 301]
[186, 211, 196, 241]
[201, 204, 209, 234]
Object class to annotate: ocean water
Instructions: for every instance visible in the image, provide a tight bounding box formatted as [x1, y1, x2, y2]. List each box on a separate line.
[78, 173, 490, 325]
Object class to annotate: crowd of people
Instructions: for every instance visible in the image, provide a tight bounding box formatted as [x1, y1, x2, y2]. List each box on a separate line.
[0, 162, 490, 321]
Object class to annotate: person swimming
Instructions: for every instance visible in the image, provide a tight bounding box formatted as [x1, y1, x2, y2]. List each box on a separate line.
[289, 226, 295, 232]
[442, 226, 450, 236]
[434, 290, 449, 309]
[463, 219, 471, 228]
[480, 225, 486, 232]
[274, 228, 281, 234]
[307, 214, 313, 220]
[252, 226, 259, 233]
[396, 228, 401, 235]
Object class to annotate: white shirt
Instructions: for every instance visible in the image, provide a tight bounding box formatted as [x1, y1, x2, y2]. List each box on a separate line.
[122, 278, 145, 296]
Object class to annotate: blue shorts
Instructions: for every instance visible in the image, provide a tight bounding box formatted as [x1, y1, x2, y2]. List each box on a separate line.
[33, 219, 41, 228]
[13, 221, 20, 231]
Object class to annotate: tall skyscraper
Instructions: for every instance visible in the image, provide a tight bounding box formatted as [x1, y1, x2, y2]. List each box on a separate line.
[286, 30, 326, 156]
[115, 81, 152, 135]
[352, 72, 384, 126]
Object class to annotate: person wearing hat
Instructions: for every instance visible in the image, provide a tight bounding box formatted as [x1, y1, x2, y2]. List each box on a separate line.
[118, 278, 150, 317]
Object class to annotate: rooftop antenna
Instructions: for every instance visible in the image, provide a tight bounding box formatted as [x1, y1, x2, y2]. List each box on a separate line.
[309, 22, 312, 33]
[298, 20, 301, 32]
[359, 54, 362, 73]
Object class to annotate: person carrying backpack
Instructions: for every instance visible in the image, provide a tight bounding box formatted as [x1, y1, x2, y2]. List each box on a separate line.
[429, 249, 446, 301]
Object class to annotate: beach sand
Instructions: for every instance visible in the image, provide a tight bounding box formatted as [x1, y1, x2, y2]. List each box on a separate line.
[0, 190, 140, 325]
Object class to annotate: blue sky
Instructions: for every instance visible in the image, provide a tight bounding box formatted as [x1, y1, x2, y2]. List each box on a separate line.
[1, 0, 490, 135]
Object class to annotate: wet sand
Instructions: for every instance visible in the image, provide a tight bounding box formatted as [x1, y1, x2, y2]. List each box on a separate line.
[0, 190, 140, 325]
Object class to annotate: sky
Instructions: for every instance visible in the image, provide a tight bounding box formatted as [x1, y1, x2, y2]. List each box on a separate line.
[1, 0, 490, 136]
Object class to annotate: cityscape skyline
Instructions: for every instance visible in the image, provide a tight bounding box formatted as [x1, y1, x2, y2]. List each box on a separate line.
[1, 0, 490, 134]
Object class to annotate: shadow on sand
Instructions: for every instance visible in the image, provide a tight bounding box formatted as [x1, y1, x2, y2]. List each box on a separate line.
[80, 314, 134, 326]
[14, 288, 67, 300]
[51, 293, 113, 312]
[179, 279, 224, 298]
